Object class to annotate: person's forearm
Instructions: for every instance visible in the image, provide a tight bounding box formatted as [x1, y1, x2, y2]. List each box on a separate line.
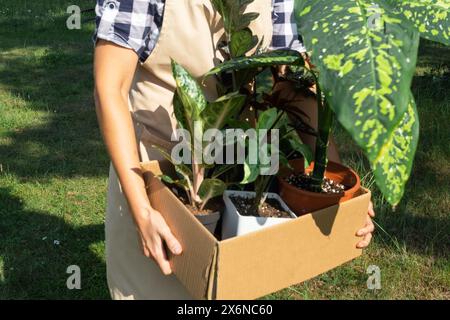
[94, 89, 151, 227]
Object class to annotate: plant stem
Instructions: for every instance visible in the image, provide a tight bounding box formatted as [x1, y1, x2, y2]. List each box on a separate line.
[311, 88, 333, 192]
[252, 175, 274, 212]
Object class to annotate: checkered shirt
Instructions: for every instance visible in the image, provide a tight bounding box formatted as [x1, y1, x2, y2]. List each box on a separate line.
[94, 0, 306, 62]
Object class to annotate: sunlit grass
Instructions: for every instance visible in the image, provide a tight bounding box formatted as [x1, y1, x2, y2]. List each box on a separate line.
[0, 0, 448, 299]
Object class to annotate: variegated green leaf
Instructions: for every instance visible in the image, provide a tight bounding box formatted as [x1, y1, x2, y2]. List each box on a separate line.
[159, 174, 189, 191]
[371, 94, 419, 206]
[242, 160, 259, 184]
[295, 0, 420, 163]
[201, 92, 246, 131]
[198, 179, 227, 202]
[255, 67, 274, 102]
[171, 59, 207, 133]
[379, 0, 450, 45]
[230, 28, 258, 57]
[204, 50, 304, 78]
[173, 92, 188, 130]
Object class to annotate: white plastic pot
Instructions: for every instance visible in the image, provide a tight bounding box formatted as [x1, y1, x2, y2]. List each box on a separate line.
[222, 190, 296, 239]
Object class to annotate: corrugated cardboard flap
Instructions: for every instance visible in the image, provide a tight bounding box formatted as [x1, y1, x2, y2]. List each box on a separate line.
[214, 190, 371, 300]
[141, 161, 218, 300]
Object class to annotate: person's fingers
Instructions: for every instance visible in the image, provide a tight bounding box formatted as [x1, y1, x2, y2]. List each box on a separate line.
[368, 201, 375, 218]
[140, 238, 151, 258]
[151, 237, 172, 275]
[159, 227, 182, 255]
[356, 215, 375, 236]
[357, 232, 372, 249]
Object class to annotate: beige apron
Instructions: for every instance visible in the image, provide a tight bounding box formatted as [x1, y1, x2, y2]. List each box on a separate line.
[106, 0, 273, 300]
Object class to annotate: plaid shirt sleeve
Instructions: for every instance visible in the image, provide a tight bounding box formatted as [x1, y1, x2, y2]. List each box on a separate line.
[271, 0, 306, 53]
[94, 0, 165, 62]
[93, 0, 305, 63]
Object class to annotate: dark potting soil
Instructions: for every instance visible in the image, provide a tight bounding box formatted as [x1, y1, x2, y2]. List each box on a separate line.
[230, 196, 292, 218]
[285, 173, 347, 194]
[173, 188, 222, 216]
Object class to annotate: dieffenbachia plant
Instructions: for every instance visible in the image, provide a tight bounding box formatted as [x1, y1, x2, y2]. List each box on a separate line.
[157, 60, 247, 211]
[294, 0, 449, 206]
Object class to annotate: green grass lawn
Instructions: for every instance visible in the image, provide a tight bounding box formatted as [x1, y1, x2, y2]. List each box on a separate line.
[0, 0, 449, 300]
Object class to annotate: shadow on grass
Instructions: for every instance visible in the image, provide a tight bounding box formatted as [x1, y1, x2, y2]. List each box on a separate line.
[0, 7, 109, 298]
[0, 187, 109, 299]
[0, 12, 109, 180]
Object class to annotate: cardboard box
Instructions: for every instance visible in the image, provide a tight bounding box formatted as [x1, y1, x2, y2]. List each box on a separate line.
[142, 160, 370, 300]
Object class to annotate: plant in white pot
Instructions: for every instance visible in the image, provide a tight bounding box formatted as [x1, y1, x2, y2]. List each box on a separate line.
[221, 108, 310, 238]
[154, 60, 248, 235]
[200, 0, 315, 237]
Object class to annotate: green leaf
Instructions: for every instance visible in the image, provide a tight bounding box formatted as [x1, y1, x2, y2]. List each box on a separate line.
[255, 68, 274, 102]
[173, 92, 188, 130]
[171, 59, 207, 135]
[202, 92, 246, 131]
[204, 50, 304, 78]
[159, 174, 189, 191]
[230, 28, 258, 57]
[159, 174, 175, 184]
[371, 94, 419, 206]
[211, 0, 257, 34]
[284, 130, 313, 167]
[241, 160, 260, 184]
[256, 108, 279, 131]
[151, 144, 193, 180]
[235, 12, 260, 31]
[379, 0, 450, 45]
[295, 0, 420, 163]
[198, 179, 227, 202]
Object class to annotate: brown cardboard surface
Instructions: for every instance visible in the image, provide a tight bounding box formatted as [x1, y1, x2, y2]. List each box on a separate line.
[141, 161, 218, 300]
[141, 161, 371, 300]
[214, 191, 370, 300]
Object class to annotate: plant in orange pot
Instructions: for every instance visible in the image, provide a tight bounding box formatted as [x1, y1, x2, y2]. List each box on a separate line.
[276, 0, 450, 215]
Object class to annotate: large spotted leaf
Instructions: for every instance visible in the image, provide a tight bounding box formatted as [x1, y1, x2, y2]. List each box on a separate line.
[372, 94, 419, 206]
[379, 0, 450, 45]
[295, 0, 420, 163]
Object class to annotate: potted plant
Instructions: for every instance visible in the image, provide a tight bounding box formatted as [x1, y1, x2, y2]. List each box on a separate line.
[221, 108, 302, 239]
[205, 0, 450, 215]
[154, 60, 247, 234]
[200, 0, 313, 236]
[155, 0, 312, 238]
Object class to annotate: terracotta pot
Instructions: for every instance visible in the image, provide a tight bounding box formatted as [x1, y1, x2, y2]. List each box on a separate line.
[278, 159, 361, 216]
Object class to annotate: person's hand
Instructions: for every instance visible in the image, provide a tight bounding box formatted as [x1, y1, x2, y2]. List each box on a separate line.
[135, 207, 183, 275]
[356, 201, 375, 249]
